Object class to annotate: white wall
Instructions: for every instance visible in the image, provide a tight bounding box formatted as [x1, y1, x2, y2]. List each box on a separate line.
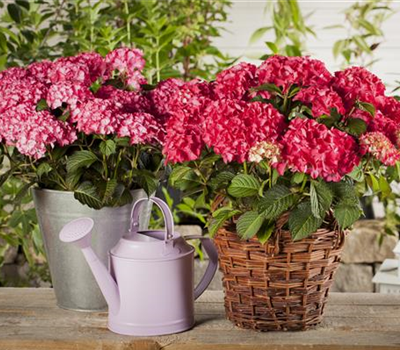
[213, 0, 400, 89]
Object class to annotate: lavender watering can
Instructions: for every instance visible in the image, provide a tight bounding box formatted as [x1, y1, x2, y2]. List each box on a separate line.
[59, 197, 218, 336]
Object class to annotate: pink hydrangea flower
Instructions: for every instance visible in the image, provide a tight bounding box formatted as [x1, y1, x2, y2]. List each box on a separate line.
[49, 60, 91, 85]
[118, 112, 165, 145]
[147, 78, 185, 121]
[0, 67, 27, 81]
[70, 98, 120, 135]
[212, 62, 258, 101]
[96, 85, 150, 113]
[0, 103, 76, 158]
[257, 55, 332, 92]
[47, 82, 92, 109]
[280, 118, 360, 181]
[0, 77, 47, 114]
[294, 86, 346, 117]
[332, 67, 385, 109]
[105, 48, 147, 90]
[26, 60, 54, 84]
[360, 132, 400, 166]
[203, 100, 287, 163]
[66, 52, 107, 83]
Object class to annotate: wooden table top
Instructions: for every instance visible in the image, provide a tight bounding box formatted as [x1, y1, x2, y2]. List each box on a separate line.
[0, 288, 400, 349]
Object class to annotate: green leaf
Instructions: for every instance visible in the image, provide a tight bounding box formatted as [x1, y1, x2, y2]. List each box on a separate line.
[7, 4, 22, 23]
[36, 99, 48, 112]
[345, 118, 367, 136]
[333, 40, 346, 59]
[328, 181, 359, 203]
[379, 176, 391, 199]
[285, 44, 302, 57]
[228, 174, 260, 198]
[289, 201, 323, 241]
[249, 26, 272, 44]
[358, 19, 382, 36]
[99, 139, 116, 156]
[133, 169, 158, 196]
[236, 211, 265, 240]
[111, 184, 133, 207]
[333, 200, 362, 229]
[169, 166, 192, 187]
[265, 41, 279, 54]
[252, 83, 282, 95]
[208, 208, 240, 237]
[209, 171, 235, 190]
[356, 101, 376, 117]
[36, 163, 52, 178]
[310, 181, 333, 219]
[291, 172, 305, 185]
[16, 0, 30, 10]
[353, 35, 371, 53]
[74, 181, 103, 209]
[66, 151, 98, 174]
[102, 179, 118, 204]
[257, 221, 275, 244]
[347, 165, 364, 182]
[259, 185, 296, 220]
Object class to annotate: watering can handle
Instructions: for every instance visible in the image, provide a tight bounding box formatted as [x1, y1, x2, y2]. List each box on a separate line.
[185, 235, 219, 300]
[129, 197, 174, 241]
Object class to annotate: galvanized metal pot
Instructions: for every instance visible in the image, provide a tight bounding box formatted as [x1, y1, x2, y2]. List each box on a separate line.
[32, 188, 152, 311]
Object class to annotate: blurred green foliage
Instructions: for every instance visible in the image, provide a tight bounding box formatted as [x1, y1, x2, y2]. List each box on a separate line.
[249, 0, 314, 57]
[0, 0, 234, 82]
[331, 0, 394, 68]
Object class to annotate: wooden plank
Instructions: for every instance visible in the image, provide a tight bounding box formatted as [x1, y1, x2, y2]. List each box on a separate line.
[0, 288, 400, 349]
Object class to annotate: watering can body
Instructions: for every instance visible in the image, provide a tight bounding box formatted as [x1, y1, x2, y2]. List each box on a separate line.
[59, 197, 218, 336]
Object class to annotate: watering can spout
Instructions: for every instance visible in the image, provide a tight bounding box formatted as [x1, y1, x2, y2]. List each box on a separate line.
[59, 218, 120, 314]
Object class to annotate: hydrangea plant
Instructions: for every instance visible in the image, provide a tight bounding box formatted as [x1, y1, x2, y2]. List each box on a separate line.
[0, 48, 175, 209]
[165, 56, 400, 242]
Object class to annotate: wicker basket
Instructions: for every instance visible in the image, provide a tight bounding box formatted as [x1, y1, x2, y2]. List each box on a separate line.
[214, 215, 345, 332]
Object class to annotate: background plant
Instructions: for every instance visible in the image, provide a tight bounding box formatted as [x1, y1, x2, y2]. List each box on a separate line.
[249, 0, 314, 57]
[331, 0, 394, 68]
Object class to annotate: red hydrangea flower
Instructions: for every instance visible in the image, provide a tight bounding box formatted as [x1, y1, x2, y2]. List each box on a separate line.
[47, 82, 92, 109]
[212, 62, 258, 100]
[0, 103, 76, 158]
[332, 67, 385, 109]
[257, 55, 332, 92]
[163, 80, 212, 163]
[65, 52, 107, 83]
[105, 48, 147, 90]
[203, 100, 287, 163]
[117, 112, 165, 145]
[376, 95, 400, 123]
[26, 60, 54, 83]
[294, 86, 345, 117]
[0, 67, 27, 81]
[280, 118, 360, 181]
[367, 111, 400, 147]
[360, 132, 400, 166]
[49, 60, 91, 86]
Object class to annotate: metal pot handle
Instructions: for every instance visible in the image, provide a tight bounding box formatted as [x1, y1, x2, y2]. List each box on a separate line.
[185, 235, 219, 300]
[129, 197, 174, 241]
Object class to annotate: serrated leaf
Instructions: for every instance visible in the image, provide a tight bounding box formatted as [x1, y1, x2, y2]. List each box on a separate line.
[74, 181, 103, 209]
[208, 208, 241, 237]
[289, 201, 323, 241]
[99, 140, 116, 156]
[346, 118, 367, 136]
[236, 211, 265, 240]
[257, 221, 275, 244]
[259, 185, 296, 220]
[209, 171, 235, 190]
[328, 181, 359, 203]
[66, 151, 98, 174]
[228, 174, 260, 198]
[310, 181, 333, 219]
[333, 200, 362, 229]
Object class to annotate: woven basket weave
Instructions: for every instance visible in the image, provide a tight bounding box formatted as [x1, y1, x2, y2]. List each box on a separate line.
[214, 215, 345, 332]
